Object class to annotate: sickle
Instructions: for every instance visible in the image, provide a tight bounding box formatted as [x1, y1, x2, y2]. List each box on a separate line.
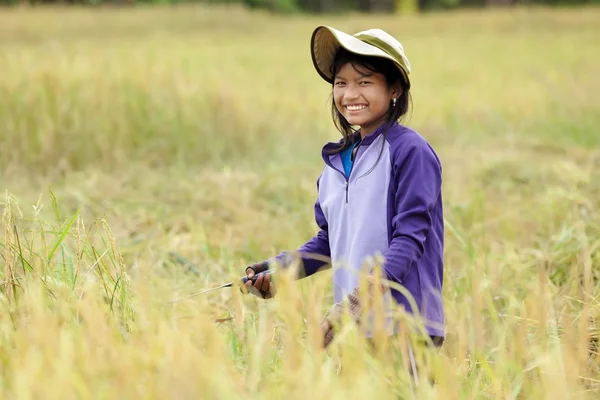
[168, 269, 274, 303]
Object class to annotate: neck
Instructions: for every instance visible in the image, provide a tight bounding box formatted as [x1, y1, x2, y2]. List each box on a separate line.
[359, 119, 389, 140]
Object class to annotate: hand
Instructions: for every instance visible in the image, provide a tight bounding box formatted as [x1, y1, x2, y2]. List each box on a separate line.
[241, 262, 276, 299]
[320, 295, 357, 348]
[320, 277, 384, 348]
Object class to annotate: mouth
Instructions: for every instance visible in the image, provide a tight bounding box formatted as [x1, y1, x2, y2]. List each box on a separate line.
[344, 104, 368, 112]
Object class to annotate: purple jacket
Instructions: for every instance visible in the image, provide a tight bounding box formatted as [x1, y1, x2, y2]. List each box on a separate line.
[269, 121, 445, 339]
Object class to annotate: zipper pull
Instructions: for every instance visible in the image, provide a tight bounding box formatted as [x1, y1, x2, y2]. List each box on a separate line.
[345, 181, 349, 203]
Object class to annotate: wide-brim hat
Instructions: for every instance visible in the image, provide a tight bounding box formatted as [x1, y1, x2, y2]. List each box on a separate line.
[310, 25, 411, 90]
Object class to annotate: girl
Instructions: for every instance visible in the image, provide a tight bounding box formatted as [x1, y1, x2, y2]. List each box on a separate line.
[242, 25, 445, 350]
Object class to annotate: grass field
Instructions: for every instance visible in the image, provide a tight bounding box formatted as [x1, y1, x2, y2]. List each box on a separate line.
[1, 4, 600, 399]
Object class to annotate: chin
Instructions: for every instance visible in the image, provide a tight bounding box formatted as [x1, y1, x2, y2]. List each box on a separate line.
[345, 116, 369, 126]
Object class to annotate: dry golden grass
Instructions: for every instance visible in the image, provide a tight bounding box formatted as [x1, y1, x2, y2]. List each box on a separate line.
[1, 4, 600, 399]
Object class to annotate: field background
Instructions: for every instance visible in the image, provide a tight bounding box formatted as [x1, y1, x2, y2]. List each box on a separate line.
[1, 4, 600, 399]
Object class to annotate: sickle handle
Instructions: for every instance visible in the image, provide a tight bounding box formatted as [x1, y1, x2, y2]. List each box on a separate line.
[240, 269, 273, 285]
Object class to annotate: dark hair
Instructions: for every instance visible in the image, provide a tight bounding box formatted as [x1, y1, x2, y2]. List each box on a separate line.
[326, 48, 412, 155]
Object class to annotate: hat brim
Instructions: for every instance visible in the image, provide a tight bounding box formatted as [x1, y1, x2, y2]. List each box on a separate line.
[310, 25, 410, 88]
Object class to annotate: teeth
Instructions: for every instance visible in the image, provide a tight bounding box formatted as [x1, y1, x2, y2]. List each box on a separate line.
[346, 105, 367, 111]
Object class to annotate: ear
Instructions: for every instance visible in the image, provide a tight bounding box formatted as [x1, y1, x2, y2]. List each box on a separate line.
[390, 82, 403, 100]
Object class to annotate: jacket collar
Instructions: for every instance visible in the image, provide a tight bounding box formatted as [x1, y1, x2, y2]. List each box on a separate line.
[320, 121, 398, 171]
[321, 121, 397, 154]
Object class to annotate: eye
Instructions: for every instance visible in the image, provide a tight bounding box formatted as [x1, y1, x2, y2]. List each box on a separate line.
[334, 81, 345, 86]
[359, 81, 371, 85]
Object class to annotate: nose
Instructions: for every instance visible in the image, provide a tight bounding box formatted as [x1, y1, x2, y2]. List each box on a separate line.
[344, 83, 360, 100]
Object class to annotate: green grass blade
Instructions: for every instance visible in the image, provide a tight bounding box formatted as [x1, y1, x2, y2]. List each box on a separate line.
[47, 210, 79, 264]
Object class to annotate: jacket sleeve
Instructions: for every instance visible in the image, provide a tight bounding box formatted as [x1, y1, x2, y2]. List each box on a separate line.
[383, 141, 442, 285]
[269, 176, 331, 279]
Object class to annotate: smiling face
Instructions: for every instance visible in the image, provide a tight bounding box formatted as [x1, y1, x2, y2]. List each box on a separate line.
[333, 62, 400, 137]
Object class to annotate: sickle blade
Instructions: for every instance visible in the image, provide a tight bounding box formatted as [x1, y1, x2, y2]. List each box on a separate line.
[168, 282, 233, 303]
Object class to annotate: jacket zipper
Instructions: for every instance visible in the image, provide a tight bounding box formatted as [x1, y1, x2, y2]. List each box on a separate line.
[344, 140, 362, 204]
[345, 180, 349, 203]
[335, 138, 361, 205]
[345, 145, 359, 204]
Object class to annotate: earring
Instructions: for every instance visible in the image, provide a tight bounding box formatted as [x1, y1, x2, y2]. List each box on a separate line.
[392, 98, 396, 107]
